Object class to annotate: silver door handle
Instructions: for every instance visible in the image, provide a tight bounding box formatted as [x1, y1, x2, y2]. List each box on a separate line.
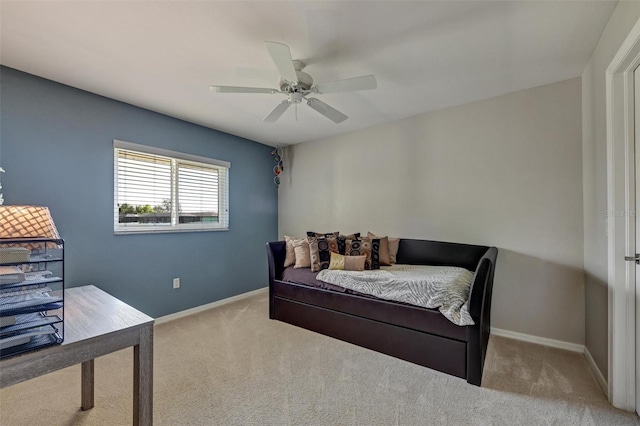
[625, 254, 640, 264]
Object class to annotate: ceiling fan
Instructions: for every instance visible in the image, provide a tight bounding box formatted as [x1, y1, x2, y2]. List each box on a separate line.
[209, 41, 377, 124]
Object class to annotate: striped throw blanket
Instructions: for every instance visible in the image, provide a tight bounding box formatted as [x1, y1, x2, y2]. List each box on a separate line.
[316, 264, 475, 326]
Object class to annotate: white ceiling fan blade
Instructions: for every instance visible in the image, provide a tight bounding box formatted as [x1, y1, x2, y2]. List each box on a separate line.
[314, 75, 377, 94]
[263, 100, 291, 123]
[264, 41, 299, 85]
[210, 85, 277, 94]
[306, 98, 348, 123]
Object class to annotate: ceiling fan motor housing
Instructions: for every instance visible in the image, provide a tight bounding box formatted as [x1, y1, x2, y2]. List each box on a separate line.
[279, 69, 313, 93]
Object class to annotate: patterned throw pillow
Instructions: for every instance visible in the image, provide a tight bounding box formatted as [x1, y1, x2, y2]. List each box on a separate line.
[336, 233, 360, 255]
[368, 232, 400, 264]
[308, 236, 340, 272]
[362, 234, 390, 266]
[292, 238, 311, 269]
[307, 231, 340, 239]
[345, 237, 380, 270]
[328, 252, 366, 271]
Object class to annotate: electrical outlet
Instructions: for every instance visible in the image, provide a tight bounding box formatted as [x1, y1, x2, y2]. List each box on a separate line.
[172, 278, 180, 289]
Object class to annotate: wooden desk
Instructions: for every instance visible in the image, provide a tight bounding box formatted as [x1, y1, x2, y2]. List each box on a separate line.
[0, 285, 154, 426]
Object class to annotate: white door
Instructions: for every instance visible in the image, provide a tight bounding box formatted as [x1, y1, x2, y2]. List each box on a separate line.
[635, 65, 640, 416]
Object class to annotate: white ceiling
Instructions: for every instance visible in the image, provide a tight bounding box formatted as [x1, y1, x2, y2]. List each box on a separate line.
[0, 1, 616, 147]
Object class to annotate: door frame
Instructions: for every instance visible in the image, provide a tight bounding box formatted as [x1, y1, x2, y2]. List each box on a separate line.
[607, 16, 640, 411]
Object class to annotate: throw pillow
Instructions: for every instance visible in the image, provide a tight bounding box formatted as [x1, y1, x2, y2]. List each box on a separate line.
[337, 233, 360, 255]
[284, 236, 297, 268]
[387, 238, 400, 264]
[368, 232, 400, 264]
[308, 236, 339, 272]
[372, 236, 391, 265]
[328, 252, 366, 271]
[307, 231, 340, 239]
[345, 237, 380, 270]
[292, 238, 311, 269]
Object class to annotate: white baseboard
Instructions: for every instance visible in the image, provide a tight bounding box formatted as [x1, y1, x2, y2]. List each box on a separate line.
[584, 346, 608, 396]
[154, 287, 268, 325]
[490, 327, 584, 353]
[491, 328, 609, 397]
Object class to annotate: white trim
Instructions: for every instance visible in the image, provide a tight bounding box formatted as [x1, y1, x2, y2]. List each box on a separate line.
[606, 15, 640, 412]
[154, 287, 268, 325]
[113, 140, 230, 234]
[114, 226, 229, 235]
[114, 139, 231, 168]
[490, 327, 584, 353]
[585, 346, 609, 397]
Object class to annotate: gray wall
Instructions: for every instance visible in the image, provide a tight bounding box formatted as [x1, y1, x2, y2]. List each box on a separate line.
[279, 78, 585, 344]
[0, 66, 278, 318]
[582, 2, 640, 379]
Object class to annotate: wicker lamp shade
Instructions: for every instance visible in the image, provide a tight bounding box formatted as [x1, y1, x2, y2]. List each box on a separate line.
[0, 205, 61, 240]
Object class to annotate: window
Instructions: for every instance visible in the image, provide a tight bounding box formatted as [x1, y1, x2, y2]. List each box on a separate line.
[114, 140, 230, 234]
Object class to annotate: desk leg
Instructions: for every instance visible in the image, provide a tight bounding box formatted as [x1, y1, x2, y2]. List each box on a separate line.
[133, 325, 153, 426]
[81, 359, 95, 410]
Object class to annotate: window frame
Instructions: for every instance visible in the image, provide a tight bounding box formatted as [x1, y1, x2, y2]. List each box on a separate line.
[113, 140, 230, 235]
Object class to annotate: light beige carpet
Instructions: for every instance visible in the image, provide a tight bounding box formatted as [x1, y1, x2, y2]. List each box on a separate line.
[0, 292, 638, 425]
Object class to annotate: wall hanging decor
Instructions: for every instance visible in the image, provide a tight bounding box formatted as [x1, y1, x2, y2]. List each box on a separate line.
[0, 167, 4, 205]
[271, 147, 283, 187]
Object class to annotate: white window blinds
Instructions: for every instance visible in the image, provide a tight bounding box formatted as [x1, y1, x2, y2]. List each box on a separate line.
[114, 140, 230, 234]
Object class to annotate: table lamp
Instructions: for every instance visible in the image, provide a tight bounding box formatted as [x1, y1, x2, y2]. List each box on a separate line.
[0, 206, 61, 251]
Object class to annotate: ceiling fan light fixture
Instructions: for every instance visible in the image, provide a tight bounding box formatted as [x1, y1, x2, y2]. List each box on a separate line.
[289, 92, 303, 104]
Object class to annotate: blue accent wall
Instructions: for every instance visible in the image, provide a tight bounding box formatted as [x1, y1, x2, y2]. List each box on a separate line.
[0, 66, 278, 318]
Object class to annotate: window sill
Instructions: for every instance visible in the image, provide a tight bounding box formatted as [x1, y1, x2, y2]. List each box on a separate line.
[114, 227, 229, 235]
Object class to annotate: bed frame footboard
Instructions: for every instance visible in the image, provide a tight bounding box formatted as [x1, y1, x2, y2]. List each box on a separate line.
[466, 247, 498, 385]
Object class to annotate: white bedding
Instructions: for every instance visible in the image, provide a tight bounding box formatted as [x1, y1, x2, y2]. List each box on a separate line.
[316, 264, 475, 326]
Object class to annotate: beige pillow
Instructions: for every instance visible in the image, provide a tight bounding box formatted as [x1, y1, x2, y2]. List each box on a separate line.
[387, 238, 400, 264]
[292, 238, 311, 268]
[328, 252, 366, 271]
[284, 236, 297, 268]
[376, 236, 391, 266]
[368, 232, 400, 264]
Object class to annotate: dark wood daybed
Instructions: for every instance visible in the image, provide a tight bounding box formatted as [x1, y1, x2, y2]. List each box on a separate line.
[266, 238, 498, 386]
